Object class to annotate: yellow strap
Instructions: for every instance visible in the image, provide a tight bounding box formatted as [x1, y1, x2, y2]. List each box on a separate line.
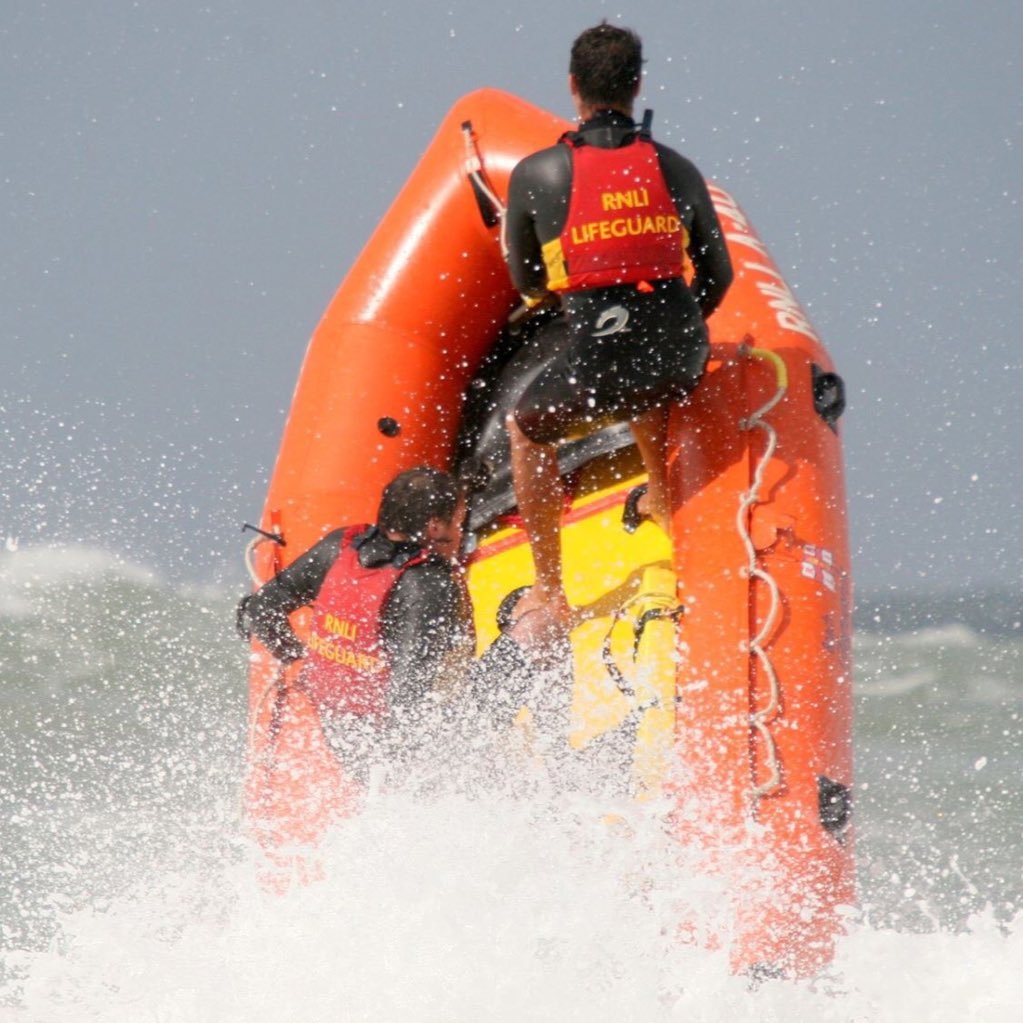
[746, 345, 789, 389]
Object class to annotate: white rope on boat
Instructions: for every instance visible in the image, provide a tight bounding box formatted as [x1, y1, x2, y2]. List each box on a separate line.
[243, 534, 265, 585]
[736, 339, 788, 806]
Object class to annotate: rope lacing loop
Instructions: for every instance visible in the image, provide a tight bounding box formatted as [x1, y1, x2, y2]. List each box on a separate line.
[737, 338, 788, 806]
[241, 522, 284, 585]
[601, 592, 685, 710]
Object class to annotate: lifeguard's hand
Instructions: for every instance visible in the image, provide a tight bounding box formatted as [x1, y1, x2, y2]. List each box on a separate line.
[508, 291, 560, 328]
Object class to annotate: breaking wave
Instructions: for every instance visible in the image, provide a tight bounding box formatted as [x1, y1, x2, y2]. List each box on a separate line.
[2, 545, 1021, 1019]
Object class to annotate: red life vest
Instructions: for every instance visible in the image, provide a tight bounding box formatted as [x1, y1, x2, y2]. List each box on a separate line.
[299, 525, 426, 718]
[542, 134, 689, 293]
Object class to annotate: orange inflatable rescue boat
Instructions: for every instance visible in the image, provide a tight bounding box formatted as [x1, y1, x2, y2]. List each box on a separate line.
[242, 89, 854, 980]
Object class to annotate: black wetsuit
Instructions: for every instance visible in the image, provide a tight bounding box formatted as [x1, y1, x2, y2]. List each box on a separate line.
[239, 527, 548, 728]
[503, 110, 733, 444]
[239, 526, 473, 710]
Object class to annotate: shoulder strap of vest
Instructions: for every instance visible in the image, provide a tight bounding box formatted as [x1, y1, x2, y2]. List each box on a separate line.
[347, 524, 377, 549]
[634, 108, 654, 141]
[392, 544, 428, 569]
[350, 523, 428, 570]
[622, 109, 654, 143]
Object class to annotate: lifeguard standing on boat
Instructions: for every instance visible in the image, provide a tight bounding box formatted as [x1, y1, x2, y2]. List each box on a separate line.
[501, 21, 733, 625]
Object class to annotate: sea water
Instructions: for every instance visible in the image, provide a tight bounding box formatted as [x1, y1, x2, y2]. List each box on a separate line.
[1, 546, 1021, 1021]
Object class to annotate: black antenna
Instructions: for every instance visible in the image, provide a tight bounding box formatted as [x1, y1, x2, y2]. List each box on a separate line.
[241, 523, 286, 546]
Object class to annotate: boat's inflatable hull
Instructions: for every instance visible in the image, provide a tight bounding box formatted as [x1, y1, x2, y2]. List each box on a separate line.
[244, 89, 854, 979]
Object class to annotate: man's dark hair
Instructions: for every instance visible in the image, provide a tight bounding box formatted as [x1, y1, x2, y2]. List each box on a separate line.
[569, 22, 643, 110]
[377, 466, 460, 541]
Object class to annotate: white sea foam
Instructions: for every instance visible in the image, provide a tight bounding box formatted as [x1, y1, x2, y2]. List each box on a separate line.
[857, 668, 938, 698]
[2, 562, 1021, 1019]
[898, 623, 983, 650]
[3, 788, 1022, 1022]
[0, 544, 158, 617]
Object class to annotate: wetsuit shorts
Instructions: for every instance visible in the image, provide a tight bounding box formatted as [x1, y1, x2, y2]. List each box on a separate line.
[511, 278, 710, 445]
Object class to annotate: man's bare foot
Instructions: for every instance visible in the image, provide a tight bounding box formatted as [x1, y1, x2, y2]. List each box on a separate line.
[644, 497, 672, 536]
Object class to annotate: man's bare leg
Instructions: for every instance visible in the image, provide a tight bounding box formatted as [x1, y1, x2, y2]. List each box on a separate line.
[506, 414, 571, 623]
[630, 406, 673, 539]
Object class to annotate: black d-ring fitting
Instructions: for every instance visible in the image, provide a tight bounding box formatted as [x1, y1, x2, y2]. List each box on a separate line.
[812, 364, 846, 431]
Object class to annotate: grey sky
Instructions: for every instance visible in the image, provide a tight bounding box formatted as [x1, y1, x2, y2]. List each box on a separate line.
[3, 0, 1020, 595]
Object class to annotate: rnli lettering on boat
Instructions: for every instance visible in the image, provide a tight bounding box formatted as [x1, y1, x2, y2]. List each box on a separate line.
[570, 212, 681, 246]
[708, 183, 821, 343]
[750, 267, 820, 342]
[306, 630, 382, 673]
